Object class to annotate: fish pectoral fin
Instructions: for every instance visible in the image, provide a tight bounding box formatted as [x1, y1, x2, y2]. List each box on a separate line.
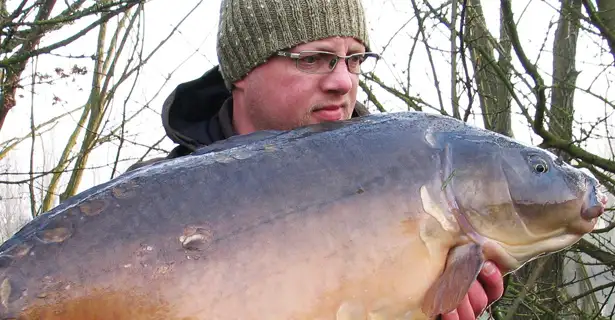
[421, 243, 485, 318]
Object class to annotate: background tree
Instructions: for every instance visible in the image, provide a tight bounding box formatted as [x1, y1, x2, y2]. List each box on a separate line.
[0, 0, 144, 133]
[0, 0, 205, 219]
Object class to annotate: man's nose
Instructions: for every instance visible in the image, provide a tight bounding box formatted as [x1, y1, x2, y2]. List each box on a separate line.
[320, 59, 353, 94]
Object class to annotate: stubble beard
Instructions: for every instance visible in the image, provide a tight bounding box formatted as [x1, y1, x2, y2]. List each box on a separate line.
[246, 99, 315, 132]
[243, 89, 353, 132]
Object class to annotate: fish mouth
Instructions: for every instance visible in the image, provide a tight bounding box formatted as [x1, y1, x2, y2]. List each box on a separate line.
[582, 205, 604, 221]
[576, 180, 608, 233]
[494, 175, 609, 272]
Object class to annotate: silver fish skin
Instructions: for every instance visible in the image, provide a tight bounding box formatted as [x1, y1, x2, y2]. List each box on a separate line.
[0, 111, 606, 320]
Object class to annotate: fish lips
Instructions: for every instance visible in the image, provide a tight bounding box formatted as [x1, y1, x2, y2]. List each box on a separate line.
[582, 205, 604, 221]
[579, 183, 608, 231]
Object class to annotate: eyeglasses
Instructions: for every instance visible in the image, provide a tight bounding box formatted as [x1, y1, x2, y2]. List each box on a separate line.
[276, 51, 381, 75]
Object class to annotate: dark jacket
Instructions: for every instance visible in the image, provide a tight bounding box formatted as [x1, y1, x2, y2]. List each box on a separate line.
[126, 66, 371, 171]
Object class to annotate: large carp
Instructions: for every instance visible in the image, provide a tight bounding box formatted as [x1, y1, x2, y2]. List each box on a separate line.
[0, 111, 607, 320]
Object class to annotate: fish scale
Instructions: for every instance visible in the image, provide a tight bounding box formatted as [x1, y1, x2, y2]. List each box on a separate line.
[0, 111, 607, 320]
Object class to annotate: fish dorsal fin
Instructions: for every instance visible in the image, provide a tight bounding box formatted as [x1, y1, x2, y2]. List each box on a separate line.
[421, 243, 485, 318]
[192, 130, 284, 155]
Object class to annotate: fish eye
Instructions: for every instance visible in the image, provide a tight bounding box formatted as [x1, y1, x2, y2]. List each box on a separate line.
[534, 162, 548, 173]
[529, 155, 549, 174]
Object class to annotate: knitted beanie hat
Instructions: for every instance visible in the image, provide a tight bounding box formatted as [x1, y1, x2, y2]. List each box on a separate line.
[216, 0, 371, 89]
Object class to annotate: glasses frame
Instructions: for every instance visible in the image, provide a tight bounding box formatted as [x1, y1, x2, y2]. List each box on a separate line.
[275, 50, 381, 75]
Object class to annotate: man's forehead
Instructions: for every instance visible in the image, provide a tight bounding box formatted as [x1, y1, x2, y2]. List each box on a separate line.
[292, 36, 365, 52]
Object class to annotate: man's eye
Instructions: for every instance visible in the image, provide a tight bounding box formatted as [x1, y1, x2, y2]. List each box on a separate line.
[349, 56, 362, 63]
[300, 55, 320, 64]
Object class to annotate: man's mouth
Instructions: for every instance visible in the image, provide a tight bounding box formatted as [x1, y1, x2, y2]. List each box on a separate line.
[313, 104, 345, 121]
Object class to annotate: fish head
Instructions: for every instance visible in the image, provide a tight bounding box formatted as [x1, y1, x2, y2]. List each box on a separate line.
[502, 148, 606, 237]
[439, 134, 607, 271]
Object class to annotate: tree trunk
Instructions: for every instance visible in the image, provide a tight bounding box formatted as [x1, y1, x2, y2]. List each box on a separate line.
[541, 1, 582, 313]
[550, 0, 581, 159]
[464, 0, 513, 137]
[597, 0, 615, 60]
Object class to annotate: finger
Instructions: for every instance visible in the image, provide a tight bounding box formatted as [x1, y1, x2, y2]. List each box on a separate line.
[440, 308, 459, 320]
[477, 261, 505, 303]
[467, 280, 488, 316]
[454, 294, 474, 320]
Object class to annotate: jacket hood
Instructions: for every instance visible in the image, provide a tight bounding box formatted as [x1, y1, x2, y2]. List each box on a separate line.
[161, 65, 370, 154]
[162, 66, 234, 153]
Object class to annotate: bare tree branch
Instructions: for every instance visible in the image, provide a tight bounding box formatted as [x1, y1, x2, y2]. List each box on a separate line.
[581, 0, 615, 63]
[410, 0, 446, 116]
[450, 0, 460, 119]
[0, 0, 142, 133]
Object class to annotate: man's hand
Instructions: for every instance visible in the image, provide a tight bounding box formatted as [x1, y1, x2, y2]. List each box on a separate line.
[440, 261, 504, 320]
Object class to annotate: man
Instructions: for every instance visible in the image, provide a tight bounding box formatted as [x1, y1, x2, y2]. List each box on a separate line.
[129, 0, 505, 318]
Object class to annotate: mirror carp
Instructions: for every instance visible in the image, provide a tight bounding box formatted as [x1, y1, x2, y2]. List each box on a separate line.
[0, 111, 607, 319]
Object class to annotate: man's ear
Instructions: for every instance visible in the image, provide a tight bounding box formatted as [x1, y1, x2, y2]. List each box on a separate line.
[233, 78, 246, 90]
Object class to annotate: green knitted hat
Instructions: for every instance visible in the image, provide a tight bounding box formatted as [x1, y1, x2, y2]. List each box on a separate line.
[216, 0, 371, 89]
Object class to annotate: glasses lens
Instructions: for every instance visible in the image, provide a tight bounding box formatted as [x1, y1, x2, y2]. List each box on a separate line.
[296, 52, 336, 73]
[294, 52, 380, 74]
[354, 53, 378, 74]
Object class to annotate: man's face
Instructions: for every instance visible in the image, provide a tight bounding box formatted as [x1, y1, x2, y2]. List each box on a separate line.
[232, 36, 364, 134]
